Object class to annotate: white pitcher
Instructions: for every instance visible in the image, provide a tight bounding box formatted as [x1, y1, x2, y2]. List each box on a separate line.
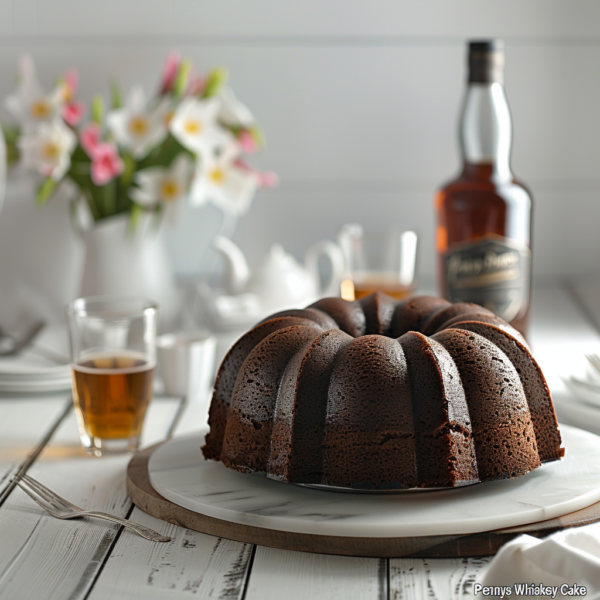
[80, 215, 181, 332]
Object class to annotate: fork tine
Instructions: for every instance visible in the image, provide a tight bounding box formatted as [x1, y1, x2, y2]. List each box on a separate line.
[19, 477, 66, 513]
[17, 479, 61, 517]
[22, 475, 79, 512]
[21, 475, 64, 506]
[18, 474, 170, 542]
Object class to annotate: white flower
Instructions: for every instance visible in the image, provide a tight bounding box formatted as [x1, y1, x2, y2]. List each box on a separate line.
[170, 97, 232, 158]
[18, 119, 77, 181]
[5, 55, 62, 129]
[217, 87, 255, 128]
[189, 150, 258, 216]
[106, 86, 169, 159]
[130, 154, 193, 207]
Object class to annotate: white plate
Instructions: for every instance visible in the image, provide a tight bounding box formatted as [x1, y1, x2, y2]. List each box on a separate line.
[0, 359, 69, 378]
[0, 375, 71, 386]
[0, 377, 72, 393]
[0, 372, 71, 383]
[0, 349, 70, 389]
[296, 483, 455, 493]
[148, 424, 600, 538]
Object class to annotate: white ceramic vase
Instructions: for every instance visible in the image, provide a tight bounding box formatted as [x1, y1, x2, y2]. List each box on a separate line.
[80, 215, 181, 332]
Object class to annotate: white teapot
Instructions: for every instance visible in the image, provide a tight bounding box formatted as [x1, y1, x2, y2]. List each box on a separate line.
[213, 236, 344, 314]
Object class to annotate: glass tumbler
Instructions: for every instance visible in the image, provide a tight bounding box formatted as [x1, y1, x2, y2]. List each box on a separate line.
[66, 296, 158, 456]
[338, 224, 418, 301]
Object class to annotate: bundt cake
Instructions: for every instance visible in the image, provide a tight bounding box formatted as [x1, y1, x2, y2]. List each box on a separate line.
[202, 293, 563, 489]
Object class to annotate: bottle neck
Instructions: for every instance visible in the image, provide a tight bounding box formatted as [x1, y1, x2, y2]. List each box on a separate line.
[459, 82, 512, 180]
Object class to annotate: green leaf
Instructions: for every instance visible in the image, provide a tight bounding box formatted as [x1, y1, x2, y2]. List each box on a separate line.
[5, 144, 19, 166]
[1, 122, 20, 145]
[2, 122, 21, 166]
[249, 125, 265, 148]
[128, 202, 145, 234]
[120, 151, 136, 188]
[203, 67, 228, 98]
[66, 143, 135, 223]
[173, 59, 191, 100]
[36, 178, 57, 206]
[110, 79, 123, 110]
[91, 95, 104, 124]
[137, 133, 190, 170]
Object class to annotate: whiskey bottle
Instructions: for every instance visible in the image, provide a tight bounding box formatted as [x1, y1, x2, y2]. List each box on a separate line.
[435, 39, 532, 336]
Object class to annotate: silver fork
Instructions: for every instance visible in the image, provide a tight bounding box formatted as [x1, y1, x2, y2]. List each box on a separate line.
[17, 474, 171, 542]
[585, 354, 600, 376]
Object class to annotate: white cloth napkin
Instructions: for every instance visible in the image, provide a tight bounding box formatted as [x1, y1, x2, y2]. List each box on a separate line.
[478, 522, 600, 598]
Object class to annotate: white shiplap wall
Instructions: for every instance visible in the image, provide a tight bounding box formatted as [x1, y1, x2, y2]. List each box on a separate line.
[1, 0, 599, 322]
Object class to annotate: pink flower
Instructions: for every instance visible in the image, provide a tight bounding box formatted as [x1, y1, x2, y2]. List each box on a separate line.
[258, 171, 279, 187]
[80, 123, 124, 185]
[62, 101, 84, 126]
[80, 123, 101, 157]
[90, 143, 124, 186]
[159, 51, 181, 94]
[238, 130, 258, 154]
[234, 159, 278, 188]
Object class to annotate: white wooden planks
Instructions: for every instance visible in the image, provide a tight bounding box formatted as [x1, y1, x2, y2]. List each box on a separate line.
[389, 557, 491, 599]
[0, 284, 597, 599]
[232, 189, 600, 285]
[87, 284, 599, 600]
[3, 0, 600, 38]
[0, 44, 597, 185]
[0, 397, 180, 600]
[245, 547, 387, 600]
[0, 41, 599, 285]
[1, 0, 600, 313]
[0, 396, 71, 498]
[87, 395, 256, 600]
[88, 515, 253, 600]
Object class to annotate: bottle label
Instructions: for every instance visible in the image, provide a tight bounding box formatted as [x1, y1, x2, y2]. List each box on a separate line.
[444, 235, 530, 322]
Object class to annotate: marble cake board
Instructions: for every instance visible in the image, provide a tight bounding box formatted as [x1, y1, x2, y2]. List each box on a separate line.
[127, 424, 600, 557]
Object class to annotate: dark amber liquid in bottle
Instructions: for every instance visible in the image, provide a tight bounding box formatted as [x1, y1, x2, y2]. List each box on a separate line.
[435, 162, 532, 337]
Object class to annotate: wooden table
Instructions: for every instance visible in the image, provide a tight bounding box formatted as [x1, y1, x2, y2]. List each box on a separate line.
[1, 282, 599, 600]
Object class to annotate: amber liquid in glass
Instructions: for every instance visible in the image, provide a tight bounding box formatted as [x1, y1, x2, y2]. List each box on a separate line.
[351, 277, 415, 300]
[435, 162, 532, 336]
[71, 352, 154, 440]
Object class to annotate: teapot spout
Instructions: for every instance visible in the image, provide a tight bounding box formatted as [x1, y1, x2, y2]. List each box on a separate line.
[213, 235, 251, 294]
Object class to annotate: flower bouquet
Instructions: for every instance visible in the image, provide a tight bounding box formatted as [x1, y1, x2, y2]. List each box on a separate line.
[2, 53, 276, 227]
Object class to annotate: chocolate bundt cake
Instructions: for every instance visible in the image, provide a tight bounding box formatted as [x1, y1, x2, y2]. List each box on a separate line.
[202, 293, 563, 489]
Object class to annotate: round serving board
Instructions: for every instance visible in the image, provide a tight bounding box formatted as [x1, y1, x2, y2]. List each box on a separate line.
[127, 424, 600, 557]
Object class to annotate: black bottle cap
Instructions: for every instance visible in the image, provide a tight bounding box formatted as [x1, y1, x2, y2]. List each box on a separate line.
[468, 38, 504, 84]
[469, 39, 504, 53]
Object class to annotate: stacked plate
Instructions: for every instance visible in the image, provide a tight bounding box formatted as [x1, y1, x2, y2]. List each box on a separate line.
[554, 354, 600, 436]
[0, 354, 71, 394]
[561, 356, 600, 408]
